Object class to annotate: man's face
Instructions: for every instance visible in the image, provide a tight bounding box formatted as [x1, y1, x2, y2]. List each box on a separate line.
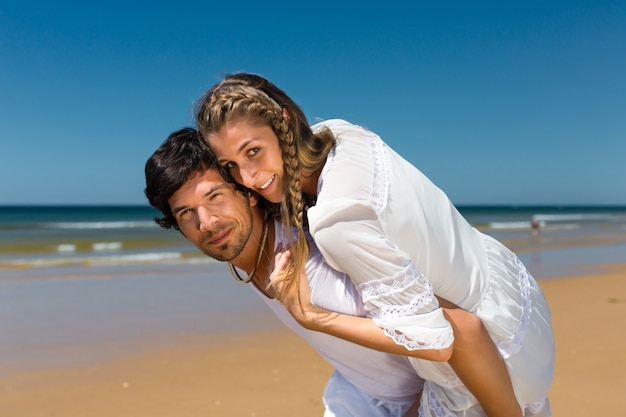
[168, 169, 253, 261]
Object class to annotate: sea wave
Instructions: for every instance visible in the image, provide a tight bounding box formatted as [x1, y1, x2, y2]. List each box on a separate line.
[0, 221, 159, 230]
[487, 221, 580, 231]
[483, 212, 626, 231]
[532, 213, 622, 222]
[41, 221, 159, 230]
[0, 252, 214, 269]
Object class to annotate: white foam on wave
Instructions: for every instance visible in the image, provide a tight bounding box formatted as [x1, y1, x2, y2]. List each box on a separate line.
[486, 212, 626, 231]
[93, 242, 123, 251]
[0, 252, 216, 269]
[42, 221, 158, 230]
[85, 252, 181, 265]
[532, 213, 613, 222]
[489, 221, 533, 230]
[488, 221, 580, 231]
[57, 244, 77, 252]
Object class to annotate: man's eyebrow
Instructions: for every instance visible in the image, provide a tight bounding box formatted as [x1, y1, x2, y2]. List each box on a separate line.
[171, 204, 188, 217]
[171, 182, 230, 216]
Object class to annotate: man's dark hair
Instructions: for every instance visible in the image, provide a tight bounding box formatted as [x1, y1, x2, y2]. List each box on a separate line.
[145, 127, 279, 230]
[144, 127, 220, 230]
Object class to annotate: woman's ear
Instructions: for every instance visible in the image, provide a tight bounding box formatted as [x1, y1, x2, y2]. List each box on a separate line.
[282, 108, 291, 122]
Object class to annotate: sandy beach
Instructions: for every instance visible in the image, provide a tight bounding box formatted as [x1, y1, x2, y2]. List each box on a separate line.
[1, 263, 624, 416]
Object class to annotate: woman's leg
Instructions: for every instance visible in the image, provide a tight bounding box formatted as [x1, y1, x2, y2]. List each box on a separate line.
[439, 301, 522, 417]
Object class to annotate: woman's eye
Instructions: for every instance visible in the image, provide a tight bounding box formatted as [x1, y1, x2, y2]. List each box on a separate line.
[247, 147, 259, 157]
[223, 161, 235, 170]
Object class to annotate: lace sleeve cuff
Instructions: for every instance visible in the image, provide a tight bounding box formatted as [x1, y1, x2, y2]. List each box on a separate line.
[374, 310, 454, 351]
[358, 262, 454, 350]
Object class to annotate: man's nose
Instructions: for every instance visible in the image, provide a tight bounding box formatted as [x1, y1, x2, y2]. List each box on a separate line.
[197, 206, 217, 232]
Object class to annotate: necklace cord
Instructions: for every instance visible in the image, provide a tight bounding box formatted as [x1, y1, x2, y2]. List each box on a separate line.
[228, 219, 269, 284]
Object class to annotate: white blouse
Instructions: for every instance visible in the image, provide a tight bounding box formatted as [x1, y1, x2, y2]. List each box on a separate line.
[307, 119, 554, 416]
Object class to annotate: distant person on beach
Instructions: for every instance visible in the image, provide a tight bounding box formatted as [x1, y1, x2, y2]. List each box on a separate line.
[195, 73, 555, 417]
[531, 219, 541, 237]
[145, 128, 523, 417]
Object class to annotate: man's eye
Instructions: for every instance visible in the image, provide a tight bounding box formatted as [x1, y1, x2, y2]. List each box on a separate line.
[176, 208, 191, 221]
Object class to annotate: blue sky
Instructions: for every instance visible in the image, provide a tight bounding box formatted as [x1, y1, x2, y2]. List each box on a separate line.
[1, 1, 625, 206]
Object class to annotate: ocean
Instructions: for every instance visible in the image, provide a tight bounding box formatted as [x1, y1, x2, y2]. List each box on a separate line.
[1, 204, 625, 272]
[1, 204, 626, 372]
[0, 205, 199, 269]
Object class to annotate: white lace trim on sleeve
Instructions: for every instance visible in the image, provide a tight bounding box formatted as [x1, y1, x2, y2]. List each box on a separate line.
[358, 263, 454, 351]
[368, 132, 389, 215]
[357, 262, 434, 318]
[317, 122, 390, 216]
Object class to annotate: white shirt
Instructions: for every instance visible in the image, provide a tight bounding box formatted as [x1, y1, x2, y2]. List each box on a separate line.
[250, 221, 424, 403]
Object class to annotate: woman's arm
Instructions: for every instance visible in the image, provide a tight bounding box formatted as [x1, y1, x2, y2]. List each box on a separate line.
[271, 249, 522, 417]
[270, 249, 451, 362]
[288, 292, 453, 361]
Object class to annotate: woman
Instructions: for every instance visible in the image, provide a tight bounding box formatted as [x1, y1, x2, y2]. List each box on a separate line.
[195, 73, 554, 417]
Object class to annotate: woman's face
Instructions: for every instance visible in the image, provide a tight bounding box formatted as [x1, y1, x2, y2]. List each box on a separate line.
[207, 120, 285, 204]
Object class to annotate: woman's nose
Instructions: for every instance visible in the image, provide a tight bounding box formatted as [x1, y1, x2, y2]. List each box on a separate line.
[238, 166, 256, 189]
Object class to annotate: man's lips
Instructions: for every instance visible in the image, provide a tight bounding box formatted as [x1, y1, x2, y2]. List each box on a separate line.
[207, 228, 231, 245]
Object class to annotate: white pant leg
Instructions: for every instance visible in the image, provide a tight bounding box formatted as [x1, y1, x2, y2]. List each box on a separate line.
[323, 370, 414, 417]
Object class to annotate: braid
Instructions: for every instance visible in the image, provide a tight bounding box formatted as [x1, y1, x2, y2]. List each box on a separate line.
[274, 115, 310, 299]
[198, 88, 280, 136]
[195, 73, 333, 301]
[278, 119, 303, 229]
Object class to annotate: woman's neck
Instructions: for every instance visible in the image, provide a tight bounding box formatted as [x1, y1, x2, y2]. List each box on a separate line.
[300, 165, 323, 196]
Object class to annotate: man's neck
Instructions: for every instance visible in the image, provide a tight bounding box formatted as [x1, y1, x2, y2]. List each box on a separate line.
[248, 219, 275, 298]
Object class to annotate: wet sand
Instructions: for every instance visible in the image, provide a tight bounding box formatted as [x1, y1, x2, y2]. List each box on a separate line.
[1, 264, 625, 416]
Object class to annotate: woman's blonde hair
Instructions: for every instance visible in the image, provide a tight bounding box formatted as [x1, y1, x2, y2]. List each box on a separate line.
[195, 73, 335, 298]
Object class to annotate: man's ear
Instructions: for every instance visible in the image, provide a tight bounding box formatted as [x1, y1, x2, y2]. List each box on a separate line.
[175, 224, 187, 239]
[248, 191, 259, 207]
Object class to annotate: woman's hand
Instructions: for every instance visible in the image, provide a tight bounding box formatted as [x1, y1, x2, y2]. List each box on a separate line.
[269, 246, 320, 328]
[268, 245, 292, 295]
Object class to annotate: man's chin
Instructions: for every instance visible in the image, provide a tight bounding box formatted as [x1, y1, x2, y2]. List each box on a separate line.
[200, 246, 239, 263]
[199, 249, 228, 262]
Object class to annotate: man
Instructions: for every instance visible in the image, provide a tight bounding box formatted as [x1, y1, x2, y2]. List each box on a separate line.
[144, 128, 520, 417]
[145, 128, 424, 417]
